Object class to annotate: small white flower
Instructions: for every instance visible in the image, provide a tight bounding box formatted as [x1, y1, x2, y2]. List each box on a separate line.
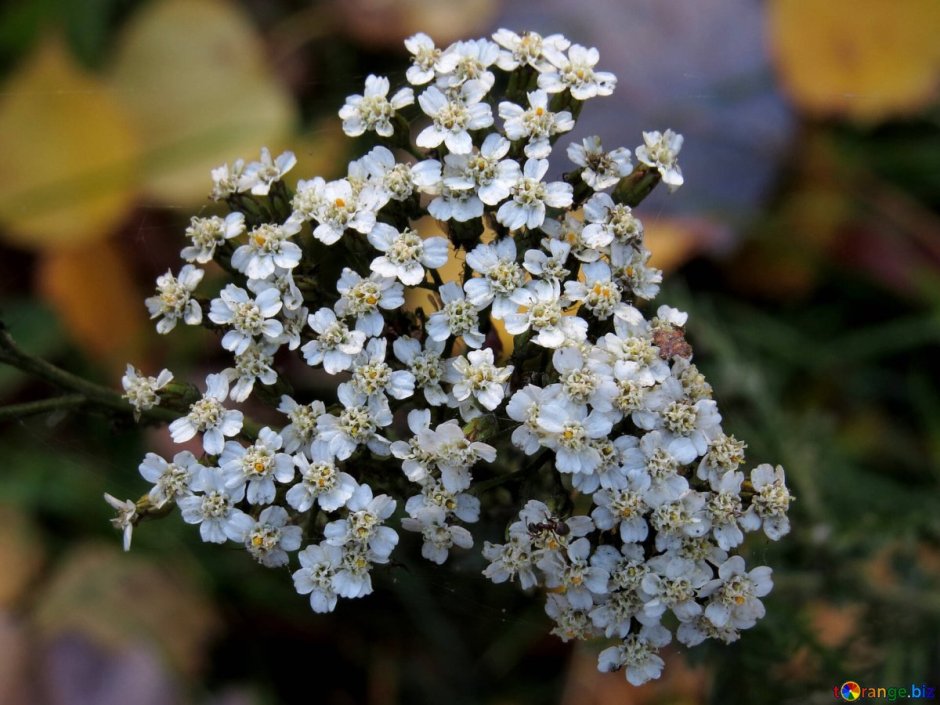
[464, 237, 527, 318]
[416, 81, 493, 155]
[178, 467, 253, 544]
[316, 383, 392, 460]
[290, 176, 325, 222]
[435, 38, 500, 91]
[181, 212, 245, 263]
[390, 408, 438, 482]
[231, 219, 303, 279]
[697, 433, 748, 483]
[360, 146, 442, 202]
[392, 336, 448, 406]
[103, 493, 137, 551]
[646, 378, 722, 463]
[333, 543, 376, 598]
[699, 556, 773, 630]
[401, 506, 473, 565]
[168, 374, 243, 455]
[551, 345, 617, 409]
[582, 193, 643, 248]
[339, 74, 413, 138]
[145, 265, 204, 334]
[247, 270, 303, 312]
[499, 90, 574, 159]
[482, 533, 539, 589]
[422, 419, 496, 492]
[311, 178, 379, 246]
[427, 184, 484, 222]
[564, 260, 637, 321]
[223, 340, 278, 402]
[496, 158, 573, 231]
[591, 470, 651, 543]
[611, 243, 661, 300]
[538, 44, 617, 100]
[542, 211, 602, 263]
[405, 479, 480, 524]
[640, 556, 708, 622]
[707, 470, 745, 550]
[504, 279, 587, 349]
[368, 223, 449, 286]
[492, 28, 570, 72]
[209, 284, 284, 355]
[210, 158, 245, 200]
[349, 338, 415, 401]
[220, 427, 294, 505]
[238, 147, 297, 196]
[597, 626, 671, 686]
[138, 450, 199, 508]
[538, 537, 610, 609]
[323, 483, 399, 560]
[536, 401, 614, 474]
[567, 136, 631, 190]
[404, 32, 441, 85]
[445, 348, 513, 412]
[287, 444, 358, 512]
[278, 396, 326, 453]
[506, 384, 563, 454]
[545, 592, 599, 642]
[122, 365, 173, 420]
[740, 464, 792, 540]
[426, 281, 486, 349]
[441, 132, 520, 207]
[648, 493, 710, 550]
[334, 268, 405, 337]
[522, 238, 571, 283]
[631, 431, 689, 507]
[635, 129, 684, 191]
[301, 308, 367, 374]
[293, 542, 344, 613]
[245, 506, 303, 568]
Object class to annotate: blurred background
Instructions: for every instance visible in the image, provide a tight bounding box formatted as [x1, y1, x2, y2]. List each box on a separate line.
[0, 0, 938, 703]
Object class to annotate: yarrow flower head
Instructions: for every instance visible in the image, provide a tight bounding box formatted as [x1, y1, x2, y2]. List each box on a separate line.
[112, 27, 788, 690]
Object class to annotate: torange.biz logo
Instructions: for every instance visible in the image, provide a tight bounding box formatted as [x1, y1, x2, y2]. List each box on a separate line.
[835, 681, 936, 701]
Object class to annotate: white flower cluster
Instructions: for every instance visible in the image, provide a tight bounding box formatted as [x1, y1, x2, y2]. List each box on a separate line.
[112, 28, 791, 686]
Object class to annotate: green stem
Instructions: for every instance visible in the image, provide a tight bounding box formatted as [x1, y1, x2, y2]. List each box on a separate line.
[0, 394, 87, 421]
[612, 166, 662, 207]
[0, 325, 260, 438]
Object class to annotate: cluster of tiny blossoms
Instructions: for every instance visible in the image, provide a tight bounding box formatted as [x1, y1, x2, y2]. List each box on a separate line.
[110, 29, 792, 685]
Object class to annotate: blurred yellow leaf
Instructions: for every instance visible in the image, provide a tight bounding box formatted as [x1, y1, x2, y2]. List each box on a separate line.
[33, 543, 219, 678]
[645, 217, 727, 273]
[36, 238, 147, 370]
[0, 505, 45, 608]
[338, 0, 498, 47]
[109, 0, 296, 204]
[769, 0, 940, 122]
[0, 39, 138, 249]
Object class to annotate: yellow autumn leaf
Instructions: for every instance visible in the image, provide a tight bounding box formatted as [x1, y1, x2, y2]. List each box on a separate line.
[0, 505, 45, 609]
[338, 0, 499, 47]
[0, 39, 138, 249]
[109, 0, 297, 204]
[769, 0, 940, 122]
[36, 238, 147, 371]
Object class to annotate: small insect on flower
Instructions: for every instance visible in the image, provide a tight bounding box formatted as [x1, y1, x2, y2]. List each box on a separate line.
[528, 516, 572, 538]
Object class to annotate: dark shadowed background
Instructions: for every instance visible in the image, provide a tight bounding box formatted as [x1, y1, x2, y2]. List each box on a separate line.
[0, 1, 938, 703]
